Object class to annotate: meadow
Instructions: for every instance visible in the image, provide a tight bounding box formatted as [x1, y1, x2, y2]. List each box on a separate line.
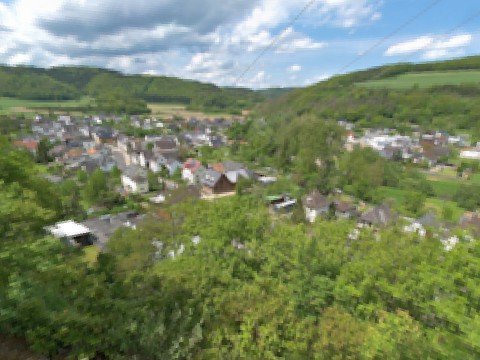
[357, 70, 480, 89]
[0, 96, 93, 114]
[379, 186, 464, 222]
[147, 103, 243, 120]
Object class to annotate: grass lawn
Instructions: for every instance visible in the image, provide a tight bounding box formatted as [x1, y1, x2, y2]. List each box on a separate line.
[470, 173, 480, 185]
[357, 70, 480, 89]
[379, 186, 464, 221]
[82, 245, 100, 264]
[427, 179, 461, 198]
[0, 96, 92, 114]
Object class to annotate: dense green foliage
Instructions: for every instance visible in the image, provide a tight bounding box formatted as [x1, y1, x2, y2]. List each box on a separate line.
[2, 182, 480, 358]
[255, 56, 480, 137]
[0, 65, 264, 114]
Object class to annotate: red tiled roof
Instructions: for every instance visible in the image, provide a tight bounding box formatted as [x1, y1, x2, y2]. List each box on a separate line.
[183, 159, 202, 172]
[14, 140, 38, 151]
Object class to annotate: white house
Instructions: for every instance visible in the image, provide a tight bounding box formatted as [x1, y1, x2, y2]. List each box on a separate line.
[303, 190, 331, 223]
[182, 159, 206, 185]
[460, 149, 480, 160]
[121, 166, 149, 194]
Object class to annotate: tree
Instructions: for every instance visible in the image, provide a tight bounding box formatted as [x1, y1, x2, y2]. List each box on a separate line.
[82, 169, 108, 206]
[442, 204, 454, 222]
[36, 138, 52, 164]
[147, 170, 161, 191]
[403, 190, 426, 217]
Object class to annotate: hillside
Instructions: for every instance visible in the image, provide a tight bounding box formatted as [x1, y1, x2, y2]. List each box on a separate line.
[358, 70, 480, 89]
[255, 55, 480, 135]
[0, 65, 264, 114]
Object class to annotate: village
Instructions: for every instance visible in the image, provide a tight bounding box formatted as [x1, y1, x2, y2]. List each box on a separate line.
[11, 113, 480, 254]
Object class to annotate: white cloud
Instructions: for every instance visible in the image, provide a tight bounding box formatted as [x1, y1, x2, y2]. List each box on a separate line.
[431, 34, 472, 50]
[309, 0, 383, 28]
[385, 36, 434, 56]
[385, 34, 473, 60]
[288, 64, 302, 73]
[0, 0, 383, 87]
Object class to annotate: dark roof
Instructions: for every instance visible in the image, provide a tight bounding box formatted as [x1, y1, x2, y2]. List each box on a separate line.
[155, 137, 177, 151]
[459, 212, 480, 235]
[201, 169, 222, 188]
[94, 127, 113, 140]
[418, 212, 440, 227]
[123, 165, 147, 182]
[420, 140, 450, 162]
[334, 200, 356, 213]
[82, 212, 145, 250]
[360, 204, 395, 226]
[303, 190, 331, 210]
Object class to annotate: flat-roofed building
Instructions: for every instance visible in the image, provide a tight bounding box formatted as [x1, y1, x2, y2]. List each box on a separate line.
[45, 220, 93, 247]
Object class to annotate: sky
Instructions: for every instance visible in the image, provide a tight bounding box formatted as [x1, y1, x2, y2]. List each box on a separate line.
[0, 0, 479, 88]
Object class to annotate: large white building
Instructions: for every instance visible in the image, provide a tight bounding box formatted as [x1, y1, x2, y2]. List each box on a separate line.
[460, 149, 480, 160]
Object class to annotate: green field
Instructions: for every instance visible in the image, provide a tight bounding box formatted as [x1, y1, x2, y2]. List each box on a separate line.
[0, 96, 93, 114]
[379, 186, 464, 221]
[357, 70, 480, 89]
[427, 179, 461, 198]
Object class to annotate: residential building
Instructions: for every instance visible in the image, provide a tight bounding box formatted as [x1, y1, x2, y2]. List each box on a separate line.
[303, 190, 331, 223]
[360, 204, 395, 227]
[201, 169, 236, 195]
[182, 159, 206, 185]
[121, 165, 149, 194]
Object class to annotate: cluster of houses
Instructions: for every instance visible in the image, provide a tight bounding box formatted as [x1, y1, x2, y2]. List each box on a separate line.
[345, 128, 478, 166]
[14, 113, 244, 196]
[25, 114, 480, 254]
[301, 188, 480, 251]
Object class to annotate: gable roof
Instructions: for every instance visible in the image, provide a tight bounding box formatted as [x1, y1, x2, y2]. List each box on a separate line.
[303, 190, 330, 210]
[225, 169, 252, 184]
[183, 158, 202, 173]
[201, 169, 223, 188]
[360, 204, 395, 226]
[334, 200, 356, 213]
[123, 165, 148, 182]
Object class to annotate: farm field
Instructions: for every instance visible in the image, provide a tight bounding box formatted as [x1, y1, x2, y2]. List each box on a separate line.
[147, 103, 243, 120]
[0, 96, 92, 114]
[357, 70, 480, 89]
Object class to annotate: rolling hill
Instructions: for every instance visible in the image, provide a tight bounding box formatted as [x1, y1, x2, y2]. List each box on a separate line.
[0, 65, 265, 114]
[255, 55, 480, 134]
[357, 70, 480, 89]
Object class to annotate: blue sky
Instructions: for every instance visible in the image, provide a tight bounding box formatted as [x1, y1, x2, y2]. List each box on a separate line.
[0, 0, 478, 88]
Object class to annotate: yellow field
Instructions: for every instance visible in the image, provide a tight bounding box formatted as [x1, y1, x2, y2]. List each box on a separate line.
[147, 103, 243, 120]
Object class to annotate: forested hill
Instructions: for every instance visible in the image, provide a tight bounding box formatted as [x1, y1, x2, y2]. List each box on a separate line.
[255, 55, 480, 134]
[0, 65, 264, 113]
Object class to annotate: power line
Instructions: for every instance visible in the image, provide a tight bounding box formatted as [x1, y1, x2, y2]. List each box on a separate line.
[233, 0, 318, 87]
[335, 0, 443, 76]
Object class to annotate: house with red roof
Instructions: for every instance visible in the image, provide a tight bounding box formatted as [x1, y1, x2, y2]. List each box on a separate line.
[14, 140, 39, 154]
[182, 158, 206, 185]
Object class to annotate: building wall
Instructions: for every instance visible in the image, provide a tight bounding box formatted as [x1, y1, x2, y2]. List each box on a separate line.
[121, 175, 148, 193]
[182, 168, 195, 184]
